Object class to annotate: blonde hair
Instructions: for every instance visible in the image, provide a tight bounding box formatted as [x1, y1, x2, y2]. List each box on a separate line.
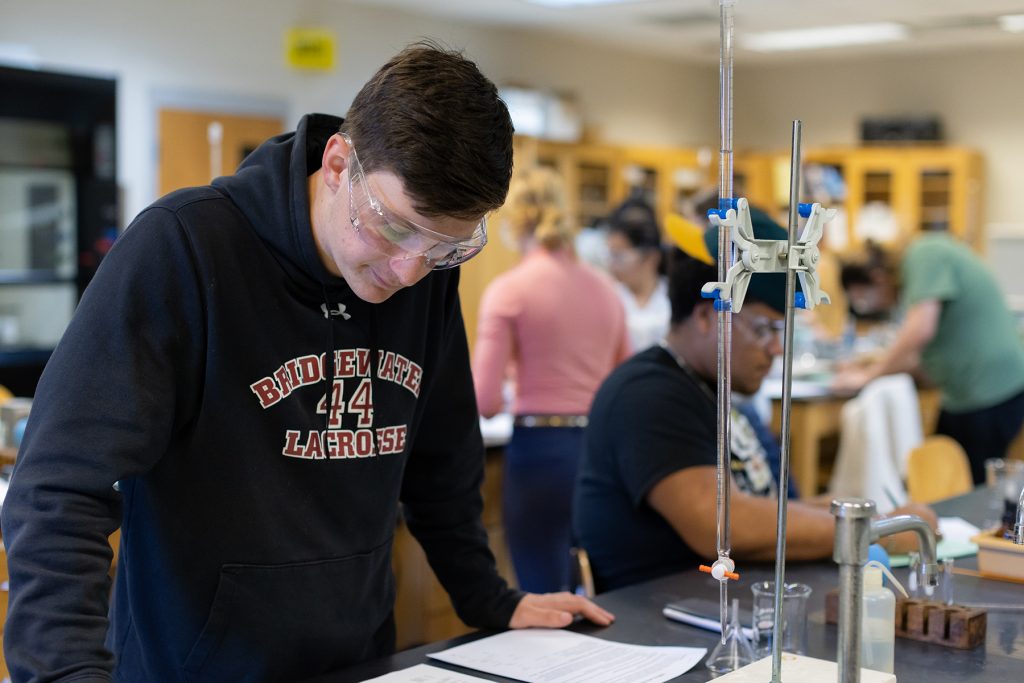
[502, 166, 576, 250]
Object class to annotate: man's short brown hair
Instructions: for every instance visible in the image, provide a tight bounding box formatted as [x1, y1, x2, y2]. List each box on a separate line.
[342, 41, 514, 221]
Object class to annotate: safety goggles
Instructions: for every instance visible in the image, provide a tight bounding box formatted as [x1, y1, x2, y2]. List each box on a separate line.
[343, 134, 487, 270]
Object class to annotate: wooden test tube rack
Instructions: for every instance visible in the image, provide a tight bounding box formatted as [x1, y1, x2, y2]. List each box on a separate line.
[824, 589, 986, 650]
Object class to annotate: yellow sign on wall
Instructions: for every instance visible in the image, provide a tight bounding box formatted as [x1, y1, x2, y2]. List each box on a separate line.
[285, 28, 336, 71]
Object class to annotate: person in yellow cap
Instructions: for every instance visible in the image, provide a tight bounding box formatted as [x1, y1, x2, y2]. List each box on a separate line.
[572, 212, 935, 591]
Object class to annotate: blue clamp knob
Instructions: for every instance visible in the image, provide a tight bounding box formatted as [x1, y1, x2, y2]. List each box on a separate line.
[798, 203, 813, 218]
[707, 198, 739, 220]
[713, 299, 732, 312]
[794, 292, 807, 309]
[701, 288, 720, 300]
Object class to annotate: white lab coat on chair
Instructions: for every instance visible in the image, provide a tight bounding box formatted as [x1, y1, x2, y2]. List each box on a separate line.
[828, 374, 923, 513]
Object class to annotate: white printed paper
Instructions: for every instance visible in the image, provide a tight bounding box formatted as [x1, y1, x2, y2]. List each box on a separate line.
[362, 663, 494, 682]
[938, 516, 981, 542]
[428, 629, 706, 683]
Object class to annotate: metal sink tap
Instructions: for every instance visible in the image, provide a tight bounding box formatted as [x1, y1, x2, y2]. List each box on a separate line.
[831, 498, 939, 683]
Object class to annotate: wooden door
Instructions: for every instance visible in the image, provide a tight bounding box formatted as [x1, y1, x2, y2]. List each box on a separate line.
[158, 108, 284, 196]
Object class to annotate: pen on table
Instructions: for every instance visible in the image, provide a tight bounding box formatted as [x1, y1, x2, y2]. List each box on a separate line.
[883, 486, 901, 511]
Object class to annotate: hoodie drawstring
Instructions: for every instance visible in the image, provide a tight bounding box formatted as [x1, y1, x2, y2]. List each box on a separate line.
[322, 284, 337, 435]
[321, 284, 380, 457]
[368, 307, 381, 457]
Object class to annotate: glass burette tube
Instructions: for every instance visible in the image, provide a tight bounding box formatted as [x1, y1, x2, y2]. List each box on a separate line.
[715, 0, 736, 643]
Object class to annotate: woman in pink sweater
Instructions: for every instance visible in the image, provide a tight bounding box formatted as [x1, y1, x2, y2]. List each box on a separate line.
[473, 167, 630, 592]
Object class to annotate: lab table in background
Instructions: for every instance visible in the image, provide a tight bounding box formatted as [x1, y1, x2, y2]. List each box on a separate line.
[763, 379, 941, 496]
[326, 488, 1024, 683]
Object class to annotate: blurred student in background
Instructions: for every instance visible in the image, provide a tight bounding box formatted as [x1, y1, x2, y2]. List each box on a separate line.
[473, 167, 630, 592]
[605, 196, 671, 353]
[574, 218, 935, 592]
[834, 235, 1024, 483]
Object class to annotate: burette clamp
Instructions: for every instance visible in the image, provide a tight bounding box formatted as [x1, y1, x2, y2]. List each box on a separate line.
[701, 197, 836, 313]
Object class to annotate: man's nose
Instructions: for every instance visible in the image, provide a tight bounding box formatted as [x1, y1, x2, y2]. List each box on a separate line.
[767, 330, 784, 356]
[389, 255, 432, 287]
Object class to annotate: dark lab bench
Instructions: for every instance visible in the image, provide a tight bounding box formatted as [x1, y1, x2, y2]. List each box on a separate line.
[323, 489, 1024, 682]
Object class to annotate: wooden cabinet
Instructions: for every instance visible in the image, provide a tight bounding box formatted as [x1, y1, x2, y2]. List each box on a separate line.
[770, 146, 984, 251]
[620, 147, 714, 227]
[392, 448, 514, 650]
[531, 140, 626, 230]
[458, 139, 984, 355]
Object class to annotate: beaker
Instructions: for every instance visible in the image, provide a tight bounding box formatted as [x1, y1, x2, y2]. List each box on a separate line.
[985, 458, 1024, 531]
[750, 581, 812, 658]
[984, 458, 1006, 529]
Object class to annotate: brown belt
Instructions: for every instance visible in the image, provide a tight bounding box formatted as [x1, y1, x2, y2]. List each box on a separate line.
[513, 415, 589, 428]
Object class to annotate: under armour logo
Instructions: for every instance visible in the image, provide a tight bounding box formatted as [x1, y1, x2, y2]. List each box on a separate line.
[321, 303, 351, 320]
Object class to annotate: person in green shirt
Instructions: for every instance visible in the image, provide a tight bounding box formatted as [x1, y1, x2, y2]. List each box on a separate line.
[834, 234, 1024, 483]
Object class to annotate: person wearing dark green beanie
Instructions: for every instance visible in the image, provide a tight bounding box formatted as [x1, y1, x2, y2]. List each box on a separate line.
[573, 212, 936, 592]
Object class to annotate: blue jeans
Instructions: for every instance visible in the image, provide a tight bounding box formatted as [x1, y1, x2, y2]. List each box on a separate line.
[502, 426, 584, 593]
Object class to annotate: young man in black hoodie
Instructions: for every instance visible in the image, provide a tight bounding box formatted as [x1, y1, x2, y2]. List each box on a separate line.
[2, 43, 612, 683]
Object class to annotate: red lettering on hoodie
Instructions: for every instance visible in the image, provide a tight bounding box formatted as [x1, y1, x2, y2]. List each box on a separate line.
[250, 378, 282, 408]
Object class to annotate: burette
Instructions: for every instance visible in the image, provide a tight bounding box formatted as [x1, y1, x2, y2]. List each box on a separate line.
[700, 4, 836, 681]
[711, 0, 737, 642]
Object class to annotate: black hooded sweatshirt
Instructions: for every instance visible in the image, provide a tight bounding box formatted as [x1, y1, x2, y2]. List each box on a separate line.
[1, 114, 522, 682]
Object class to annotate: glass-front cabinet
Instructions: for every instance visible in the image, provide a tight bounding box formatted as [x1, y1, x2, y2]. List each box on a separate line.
[841, 147, 983, 250]
[0, 66, 117, 396]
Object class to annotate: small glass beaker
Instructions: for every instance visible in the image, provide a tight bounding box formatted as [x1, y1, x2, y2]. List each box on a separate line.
[986, 458, 1024, 531]
[750, 581, 812, 658]
[984, 458, 1007, 529]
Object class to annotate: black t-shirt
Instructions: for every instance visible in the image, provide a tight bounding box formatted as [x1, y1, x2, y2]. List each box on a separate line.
[573, 345, 775, 592]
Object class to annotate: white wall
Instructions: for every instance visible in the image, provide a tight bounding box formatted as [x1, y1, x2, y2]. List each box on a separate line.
[734, 48, 1024, 236]
[0, 0, 716, 221]
[4, 0, 1020, 241]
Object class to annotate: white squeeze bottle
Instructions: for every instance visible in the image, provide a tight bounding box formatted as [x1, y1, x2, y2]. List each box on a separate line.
[861, 559, 908, 673]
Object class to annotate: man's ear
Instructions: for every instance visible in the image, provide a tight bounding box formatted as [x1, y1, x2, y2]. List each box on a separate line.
[693, 301, 716, 335]
[320, 133, 351, 193]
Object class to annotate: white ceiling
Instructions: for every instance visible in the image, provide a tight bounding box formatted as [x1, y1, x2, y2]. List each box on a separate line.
[346, 0, 1024, 63]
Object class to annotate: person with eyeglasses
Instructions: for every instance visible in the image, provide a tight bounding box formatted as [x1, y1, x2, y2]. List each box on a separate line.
[573, 213, 936, 592]
[472, 166, 630, 594]
[1, 43, 613, 683]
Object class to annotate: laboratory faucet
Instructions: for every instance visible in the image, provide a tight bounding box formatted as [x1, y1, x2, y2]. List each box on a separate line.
[1014, 485, 1024, 545]
[831, 498, 939, 683]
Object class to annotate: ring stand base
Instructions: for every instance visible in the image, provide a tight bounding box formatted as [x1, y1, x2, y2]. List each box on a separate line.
[709, 654, 897, 682]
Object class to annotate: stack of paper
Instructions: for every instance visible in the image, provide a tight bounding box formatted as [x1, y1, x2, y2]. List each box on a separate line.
[426, 629, 705, 683]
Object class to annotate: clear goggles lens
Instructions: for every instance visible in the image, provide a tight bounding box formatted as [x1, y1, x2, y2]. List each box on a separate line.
[344, 136, 487, 270]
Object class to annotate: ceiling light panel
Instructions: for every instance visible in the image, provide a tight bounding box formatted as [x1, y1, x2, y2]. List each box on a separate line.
[742, 22, 909, 53]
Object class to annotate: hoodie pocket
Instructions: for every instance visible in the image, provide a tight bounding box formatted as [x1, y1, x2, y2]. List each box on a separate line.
[183, 540, 395, 683]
